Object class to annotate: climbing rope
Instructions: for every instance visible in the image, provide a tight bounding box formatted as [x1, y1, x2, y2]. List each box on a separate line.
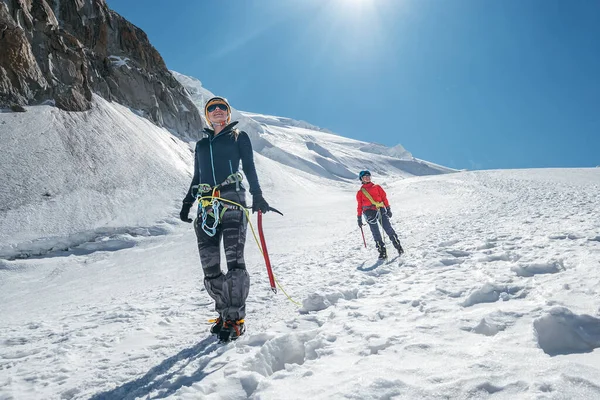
[196, 193, 300, 307]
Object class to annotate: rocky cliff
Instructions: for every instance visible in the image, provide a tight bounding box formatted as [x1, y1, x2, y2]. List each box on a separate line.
[0, 0, 203, 137]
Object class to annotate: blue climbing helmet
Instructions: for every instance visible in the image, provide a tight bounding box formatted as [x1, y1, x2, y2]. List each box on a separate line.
[358, 170, 371, 181]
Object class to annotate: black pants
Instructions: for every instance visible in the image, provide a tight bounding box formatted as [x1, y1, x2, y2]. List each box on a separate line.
[194, 189, 249, 321]
[363, 209, 401, 249]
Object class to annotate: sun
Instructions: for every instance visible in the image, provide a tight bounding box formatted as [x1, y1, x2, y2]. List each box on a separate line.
[338, 0, 375, 11]
[331, 0, 381, 21]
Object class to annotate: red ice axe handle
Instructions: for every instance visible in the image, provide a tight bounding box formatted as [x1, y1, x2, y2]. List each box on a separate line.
[257, 211, 277, 293]
[360, 226, 367, 248]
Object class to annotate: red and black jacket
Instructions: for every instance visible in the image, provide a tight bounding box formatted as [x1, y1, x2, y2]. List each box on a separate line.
[356, 182, 390, 216]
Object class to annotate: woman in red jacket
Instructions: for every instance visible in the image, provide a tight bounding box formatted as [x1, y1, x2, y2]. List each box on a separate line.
[356, 170, 404, 259]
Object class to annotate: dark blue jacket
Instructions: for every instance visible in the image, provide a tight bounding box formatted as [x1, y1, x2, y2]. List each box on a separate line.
[183, 121, 262, 204]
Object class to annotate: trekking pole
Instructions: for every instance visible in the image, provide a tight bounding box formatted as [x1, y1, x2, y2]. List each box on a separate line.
[360, 226, 367, 248]
[257, 210, 277, 293]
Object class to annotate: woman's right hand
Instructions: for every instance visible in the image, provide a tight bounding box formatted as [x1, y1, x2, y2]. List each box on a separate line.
[180, 202, 193, 223]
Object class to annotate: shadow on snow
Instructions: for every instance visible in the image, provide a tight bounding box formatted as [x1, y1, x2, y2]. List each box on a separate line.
[357, 255, 402, 272]
[90, 336, 224, 400]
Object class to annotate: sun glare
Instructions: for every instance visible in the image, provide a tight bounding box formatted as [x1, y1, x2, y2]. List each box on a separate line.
[338, 0, 375, 13]
[284, 0, 392, 76]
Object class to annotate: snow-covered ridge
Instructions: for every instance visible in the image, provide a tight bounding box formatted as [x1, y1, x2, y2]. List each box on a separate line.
[171, 71, 455, 182]
[241, 111, 333, 133]
[359, 142, 413, 159]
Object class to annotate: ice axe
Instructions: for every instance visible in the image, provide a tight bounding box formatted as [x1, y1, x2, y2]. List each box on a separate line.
[267, 206, 283, 216]
[257, 209, 283, 294]
[360, 226, 367, 248]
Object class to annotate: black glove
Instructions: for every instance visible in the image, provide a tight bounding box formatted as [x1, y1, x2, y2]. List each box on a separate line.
[252, 193, 270, 214]
[180, 202, 193, 223]
[357, 216, 363, 228]
[386, 207, 392, 218]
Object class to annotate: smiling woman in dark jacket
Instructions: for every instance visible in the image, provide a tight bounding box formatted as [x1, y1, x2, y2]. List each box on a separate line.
[180, 96, 270, 342]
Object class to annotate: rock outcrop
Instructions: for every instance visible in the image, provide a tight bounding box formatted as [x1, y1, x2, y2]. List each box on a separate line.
[0, 0, 203, 137]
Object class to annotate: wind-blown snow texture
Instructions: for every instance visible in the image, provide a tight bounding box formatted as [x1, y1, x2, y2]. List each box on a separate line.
[1, 79, 600, 399]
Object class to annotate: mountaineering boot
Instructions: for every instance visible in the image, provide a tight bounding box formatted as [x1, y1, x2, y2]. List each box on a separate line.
[392, 236, 404, 256]
[209, 317, 223, 335]
[218, 320, 246, 343]
[396, 244, 404, 256]
[377, 242, 387, 260]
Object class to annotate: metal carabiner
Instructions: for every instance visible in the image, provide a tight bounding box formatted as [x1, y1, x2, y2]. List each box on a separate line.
[200, 198, 221, 237]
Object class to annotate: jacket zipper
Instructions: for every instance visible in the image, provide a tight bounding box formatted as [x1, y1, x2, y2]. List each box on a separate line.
[209, 138, 217, 185]
[207, 125, 234, 187]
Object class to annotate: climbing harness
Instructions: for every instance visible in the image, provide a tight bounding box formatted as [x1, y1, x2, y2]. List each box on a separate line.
[191, 175, 298, 305]
[193, 172, 244, 237]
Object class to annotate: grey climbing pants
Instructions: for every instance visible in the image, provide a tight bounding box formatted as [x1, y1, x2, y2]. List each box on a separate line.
[194, 189, 250, 321]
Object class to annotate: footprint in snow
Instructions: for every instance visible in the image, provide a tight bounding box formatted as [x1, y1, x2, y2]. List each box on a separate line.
[549, 233, 584, 240]
[438, 239, 461, 248]
[445, 249, 471, 258]
[439, 258, 464, 266]
[462, 310, 524, 336]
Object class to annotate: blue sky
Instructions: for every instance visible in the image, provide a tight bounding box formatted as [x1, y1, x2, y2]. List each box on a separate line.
[106, 0, 599, 170]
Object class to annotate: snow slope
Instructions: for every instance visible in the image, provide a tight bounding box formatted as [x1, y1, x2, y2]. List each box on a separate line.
[0, 79, 450, 259]
[0, 96, 192, 259]
[1, 168, 599, 399]
[172, 71, 454, 181]
[2, 71, 598, 399]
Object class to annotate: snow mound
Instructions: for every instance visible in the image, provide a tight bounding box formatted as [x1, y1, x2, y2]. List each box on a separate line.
[244, 331, 322, 377]
[511, 259, 565, 277]
[300, 290, 359, 313]
[461, 283, 525, 307]
[534, 307, 600, 356]
[468, 311, 523, 336]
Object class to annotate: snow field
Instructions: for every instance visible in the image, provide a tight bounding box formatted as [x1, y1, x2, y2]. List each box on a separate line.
[3, 168, 599, 399]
